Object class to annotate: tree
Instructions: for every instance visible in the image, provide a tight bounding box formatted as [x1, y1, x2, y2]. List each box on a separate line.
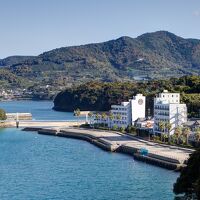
[158, 121, 165, 132]
[108, 112, 114, 129]
[170, 134, 177, 144]
[174, 126, 182, 145]
[174, 149, 200, 199]
[158, 121, 165, 141]
[95, 113, 100, 127]
[183, 127, 191, 145]
[119, 126, 125, 133]
[0, 109, 6, 120]
[74, 108, 81, 126]
[163, 133, 168, 143]
[127, 125, 136, 134]
[165, 122, 172, 142]
[112, 124, 118, 131]
[101, 112, 107, 127]
[116, 114, 121, 121]
[195, 128, 200, 144]
[114, 113, 121, 129]
[88, 112, 93, 127]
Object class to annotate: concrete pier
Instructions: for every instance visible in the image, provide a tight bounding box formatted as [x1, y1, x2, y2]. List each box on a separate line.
[23, 127, 194, 171]
[0, 120, 85, 128]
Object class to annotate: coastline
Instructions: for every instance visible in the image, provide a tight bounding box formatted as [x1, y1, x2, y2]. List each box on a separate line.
[23, 126, 194, 171]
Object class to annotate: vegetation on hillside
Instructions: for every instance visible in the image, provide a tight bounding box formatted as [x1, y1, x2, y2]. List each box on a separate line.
[174, 148, 200, 199]
[0, 109, 6, 120]
[0, 31, 200, 88]
[53, 75, 200, 118]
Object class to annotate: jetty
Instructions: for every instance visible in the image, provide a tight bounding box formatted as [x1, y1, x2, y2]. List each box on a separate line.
[0, 120, 85, 128]
[23, 126, 194, 171]
[6, 113, 32, 120]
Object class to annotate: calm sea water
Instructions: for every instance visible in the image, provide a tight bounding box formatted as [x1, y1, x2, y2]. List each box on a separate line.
[0, 100, 75, 120]
[0, 101, 178, 200]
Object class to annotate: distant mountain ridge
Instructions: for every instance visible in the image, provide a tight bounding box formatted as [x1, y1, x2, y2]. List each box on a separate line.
[0, 31, 200, 88]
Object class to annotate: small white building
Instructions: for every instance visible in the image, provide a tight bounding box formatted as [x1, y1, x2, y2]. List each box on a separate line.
[134, 117, 154, 128]
[154, 90, 187, 135]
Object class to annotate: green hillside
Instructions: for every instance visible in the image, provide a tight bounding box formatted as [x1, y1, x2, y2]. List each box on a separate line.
[0, 31, 200, 88]
[53, 76, 200, 118]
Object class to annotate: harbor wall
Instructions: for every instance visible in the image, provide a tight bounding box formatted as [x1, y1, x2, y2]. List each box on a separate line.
[32, 127, 185, 171]
[6, 113, 32, 120]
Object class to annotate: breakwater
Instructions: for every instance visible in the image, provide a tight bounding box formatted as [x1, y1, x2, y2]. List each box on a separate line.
[0, 120, 85, 128]
[23, 127, 193, 171]
[6, 113, 32, 120]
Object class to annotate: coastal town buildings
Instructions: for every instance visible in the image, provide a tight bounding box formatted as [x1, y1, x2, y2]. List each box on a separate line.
[183, 119, 200, 131]
[94, 90, 188, 136]
[183, 119, 200, 143]
[110, 101, 131, 128]
[134, 117, 154, 129]
[153, 90, 187, 135]
[130, 94, 146, 123]
[96, 94, 146, 128]
[110, 94, 146, 128]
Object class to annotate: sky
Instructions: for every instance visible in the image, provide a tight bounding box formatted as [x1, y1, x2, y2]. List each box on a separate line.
[0, 0, 200, 58]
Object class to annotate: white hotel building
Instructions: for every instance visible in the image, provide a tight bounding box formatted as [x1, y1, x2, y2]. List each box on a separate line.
[110, 94, 146, 128]
[154, 90, 187, 135]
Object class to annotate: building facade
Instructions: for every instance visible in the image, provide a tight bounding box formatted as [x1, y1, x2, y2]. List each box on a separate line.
[130, 94, 146, 123]
[154, 90, 187, 135]
[110, 101, 131, 128]
[109, 94, 146, 128]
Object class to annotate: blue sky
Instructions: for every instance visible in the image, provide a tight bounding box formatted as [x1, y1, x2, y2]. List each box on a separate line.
[0, 0, 200, 58]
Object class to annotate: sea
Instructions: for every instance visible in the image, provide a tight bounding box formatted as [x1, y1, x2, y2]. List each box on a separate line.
[0, 101, 178, 200]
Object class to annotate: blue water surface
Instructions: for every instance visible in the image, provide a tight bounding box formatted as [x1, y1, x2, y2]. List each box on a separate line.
[0, 101, 178, 200]
[0, 100, 75, 120]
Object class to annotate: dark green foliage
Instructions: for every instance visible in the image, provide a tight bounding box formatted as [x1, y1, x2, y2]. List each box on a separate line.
[126, 125, 136, 134]
[174, 149, 200, 199]
[0, 31, 200, 88]
[54, 81, 141, 112]
[53, 76, 200, 118]
[0, 109, 6, 120]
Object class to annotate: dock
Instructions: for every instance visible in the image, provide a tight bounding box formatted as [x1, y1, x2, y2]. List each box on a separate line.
[23, 127, 194, 171]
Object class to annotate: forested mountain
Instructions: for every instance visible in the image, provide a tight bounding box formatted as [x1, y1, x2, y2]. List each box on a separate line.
[0, 31, 200, 88]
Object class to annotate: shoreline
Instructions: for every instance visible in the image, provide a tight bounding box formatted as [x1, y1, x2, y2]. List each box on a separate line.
[23, 126, 194, 171]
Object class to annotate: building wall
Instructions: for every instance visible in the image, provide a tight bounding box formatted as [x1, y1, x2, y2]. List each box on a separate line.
[130, 94, 146, 123]
[156, 90, 180, 104]
[154, 91, 187, 135]
[169, 104, 187, 134]
[96, 94, 146, 129]
[110, 102, 131, 128]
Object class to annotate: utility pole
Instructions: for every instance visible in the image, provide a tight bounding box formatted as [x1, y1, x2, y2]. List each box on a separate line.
[16, 112, 19, 128]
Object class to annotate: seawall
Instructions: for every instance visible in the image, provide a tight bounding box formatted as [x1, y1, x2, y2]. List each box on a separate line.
[23, 127, 192, 171]
[0, 120, 85, 128]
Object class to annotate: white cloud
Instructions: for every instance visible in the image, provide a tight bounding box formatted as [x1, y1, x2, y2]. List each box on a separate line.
[193, 10, 200, 17]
